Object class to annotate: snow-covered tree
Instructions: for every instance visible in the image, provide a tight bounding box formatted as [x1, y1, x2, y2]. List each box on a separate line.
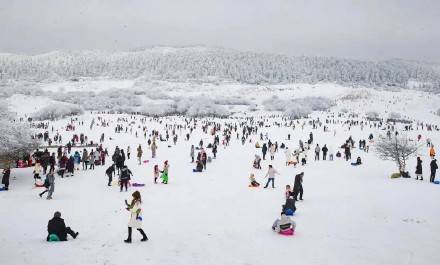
[374, 135, 419, 174]
[0, 104, 38, 167]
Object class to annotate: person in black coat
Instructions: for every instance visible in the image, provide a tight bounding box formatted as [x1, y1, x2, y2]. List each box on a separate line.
[105, 164, 116, 186]
[47, 211, 78, 241]
[262, 144, 268, 160]
[322, 145, 328, 160]
[282, 196, 297, 213]
[119, 165, 132, 192]
[293, 172, 304, 201]
[2, 168, 11, 191]
[430, 159, 438, 183]
[415, 157, 423, 181]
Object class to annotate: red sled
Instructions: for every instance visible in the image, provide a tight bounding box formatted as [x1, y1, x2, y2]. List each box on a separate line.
[280, 229, 294, 236]
[143, 160, 149, 164]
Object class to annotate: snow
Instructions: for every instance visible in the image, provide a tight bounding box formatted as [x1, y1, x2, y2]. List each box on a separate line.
[1, 79, 440, 265]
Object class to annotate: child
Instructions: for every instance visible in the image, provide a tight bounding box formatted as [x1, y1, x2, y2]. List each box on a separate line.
[285, 185, 293, 200]
[160, 161, 169, 184]
[249, 173, 260, 187]
[153, 165, 159, 184]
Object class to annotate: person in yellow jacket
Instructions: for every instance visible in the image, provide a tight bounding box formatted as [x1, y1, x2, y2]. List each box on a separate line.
[430, 146, 436, 158]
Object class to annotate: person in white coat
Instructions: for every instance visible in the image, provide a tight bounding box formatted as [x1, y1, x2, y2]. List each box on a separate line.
[269, 145, 276, 160]
[264, 165, 279, 188]
[272, 213, 296, 233]
[124, 191, 148, 243]
[284, 147, 291, 166]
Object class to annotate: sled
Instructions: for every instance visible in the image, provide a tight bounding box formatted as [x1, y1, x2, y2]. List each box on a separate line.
[279, 228, 294, 236]
[143, 160, 149, 164]
[0, 187, 5, 191]
[390, 173, 401, 179]
[48, 234, 60, 242]
[132, 183, 145, 187]
[193, 169, 202, 172]
[285, 209, 295, 216]
[434, 181, 440, 184]
[248, 185, 259, 188]
[34, 183, 45, 188]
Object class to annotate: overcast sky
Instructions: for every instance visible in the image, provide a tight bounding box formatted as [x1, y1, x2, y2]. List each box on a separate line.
[0, 0, 439, 61]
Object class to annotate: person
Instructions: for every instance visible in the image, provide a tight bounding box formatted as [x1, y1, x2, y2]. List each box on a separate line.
[328, 146, 334, 161]
[429, 146, 436, 159]
[314, 144, 320, 161]
[160, 161, 169, 184]
[282, 196, 297, 214]
[201, 150, 207, 170]
[263, 165, 278, 189]
[66, 155, 75, 176]
[105, 164, 116, 186]
[120, 165, 133, 192]
[153, 165, 160, 183]
[82, 149, 89, 170]
[33, 161, 43, 183]
[430, 159, 438, 183]
[151, 141, 157, 158]
[253, 155, 261, 169]
[415, 157, 423, 181]
[137, 145, 143, 165]
[73, 151, 81, 170]
[262, 143, 268, 160]
[212, 144, 218, 159]
[42, 169, 55, 200]
[249, 173, 260, 187]
[194, 160, 203, 172]
[2, 168, 11, 191]
[269, 144, 276, 160]
[89, 150, 96, 170]
[351, 157, 362, 166]
[285, 185, 293, 200]
[124, 191, 148, 243]
[190, 145, 195, 163]
[293, 172, 304, 201]
[127, 146, 131, 160]
[284, 148, 291, 166]
[272, 213, 296, 233]
[322, 145, 328, 160]
[46, 211, 78, 241]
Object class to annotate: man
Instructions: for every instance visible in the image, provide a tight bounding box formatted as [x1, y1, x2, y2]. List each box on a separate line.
[293, 172, 304, 201]
[314, 144, 320, 161]
[47, 211, 78, 241]
[263, 165, 279, 189]
[106, 164, 116, 186]
[430, 159, 438, 183]
[322, 145, 328, 160]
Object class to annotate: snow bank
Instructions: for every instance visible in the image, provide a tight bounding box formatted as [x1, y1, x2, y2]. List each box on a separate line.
[32, 103, 84, 120]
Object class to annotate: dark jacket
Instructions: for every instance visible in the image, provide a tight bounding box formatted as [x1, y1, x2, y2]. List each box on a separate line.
[283, 198, 297, 213]
[415, 159, 423, 175]
[120, 167, 132, 180]
[2, 169, 10, 186]
[431, 160, 438, 172]
[47, 217, 68, 241]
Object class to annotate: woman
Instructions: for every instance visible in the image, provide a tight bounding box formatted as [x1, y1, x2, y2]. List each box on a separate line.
[124, 191, 148, 243]
[73, 151, 81, 170]
[415, 157, 423, 181]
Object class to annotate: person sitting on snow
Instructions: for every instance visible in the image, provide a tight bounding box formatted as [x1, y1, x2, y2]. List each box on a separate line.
[249, 173, 260, 187]
[282, 196, 297, 214]
[272, 213, 296, 233]
[47, 211, 78, 241]
[354, 156, 362, 165]
[194, 160, 204, 172]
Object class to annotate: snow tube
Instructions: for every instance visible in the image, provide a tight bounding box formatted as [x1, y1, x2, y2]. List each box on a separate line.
[285, 209, 295, 216]
[48, 234, 60, 242]
[279, 228, 294, 236]
[390, 173, 401, 179]
[132, 183, 145, 187]
[434, 181, 440, 184]
[0, 187, 5, 191]
[350, 163, 360, 166]
[193, 169, 202, 172]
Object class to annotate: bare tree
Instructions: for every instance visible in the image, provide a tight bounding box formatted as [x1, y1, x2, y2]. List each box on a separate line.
[374, 135, 419, 174]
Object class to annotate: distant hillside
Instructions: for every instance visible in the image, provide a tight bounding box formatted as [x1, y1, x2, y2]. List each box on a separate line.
[0, 46, 439, 90]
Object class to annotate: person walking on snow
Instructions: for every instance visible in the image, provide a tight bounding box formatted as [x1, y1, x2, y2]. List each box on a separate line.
[263, 165, 279, 189]
[190, 145, 195, 163]
[105, 164, 116, 186]
[269, 144, 276, 161]
[293, 172, 304, 201]
[430, 159, 438, 183]
[262, 143, 268, 160]
[124, 191, 148, 243]
[137, 145, 143, 165]
[151, 141, 157, 158]
[415, 157, 423, 181]
[160, 161, 170, 184]
[314, 144, 320, 161]
[322, 145, 328, 160]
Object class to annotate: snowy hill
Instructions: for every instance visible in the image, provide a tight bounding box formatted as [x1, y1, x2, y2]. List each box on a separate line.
[1, 47, 439, 90]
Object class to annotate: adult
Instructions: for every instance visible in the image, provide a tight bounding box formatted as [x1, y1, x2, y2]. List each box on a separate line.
[137, 144, 143, 165]
[415, 157, 423, 181]
[2, 168, 11, 191]
[46, 211, 78, 241]
[120, 165, 133, 192]
[262, 143, 268, 160]
[124, 191, 148, 243]
[314, 144, 320, 161]
[322, 145, 328, 160]
[263, 165, 279, 189]
[293, 172, 304, 201]
[430, 159, 438, 183]
[105, 164, 116, 186]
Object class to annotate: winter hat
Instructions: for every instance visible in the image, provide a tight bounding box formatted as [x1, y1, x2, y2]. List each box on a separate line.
[54, 211, 61, 218]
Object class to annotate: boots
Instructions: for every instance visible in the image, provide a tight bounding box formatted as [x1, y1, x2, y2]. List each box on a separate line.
[138, 229, 148, 241]
[124, 227, 132, 243]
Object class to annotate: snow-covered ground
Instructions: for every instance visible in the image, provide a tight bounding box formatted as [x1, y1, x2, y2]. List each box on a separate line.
[1, 81, 440, 265]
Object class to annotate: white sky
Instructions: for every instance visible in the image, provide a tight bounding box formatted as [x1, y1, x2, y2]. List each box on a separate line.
[0, 0, 439, 61]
